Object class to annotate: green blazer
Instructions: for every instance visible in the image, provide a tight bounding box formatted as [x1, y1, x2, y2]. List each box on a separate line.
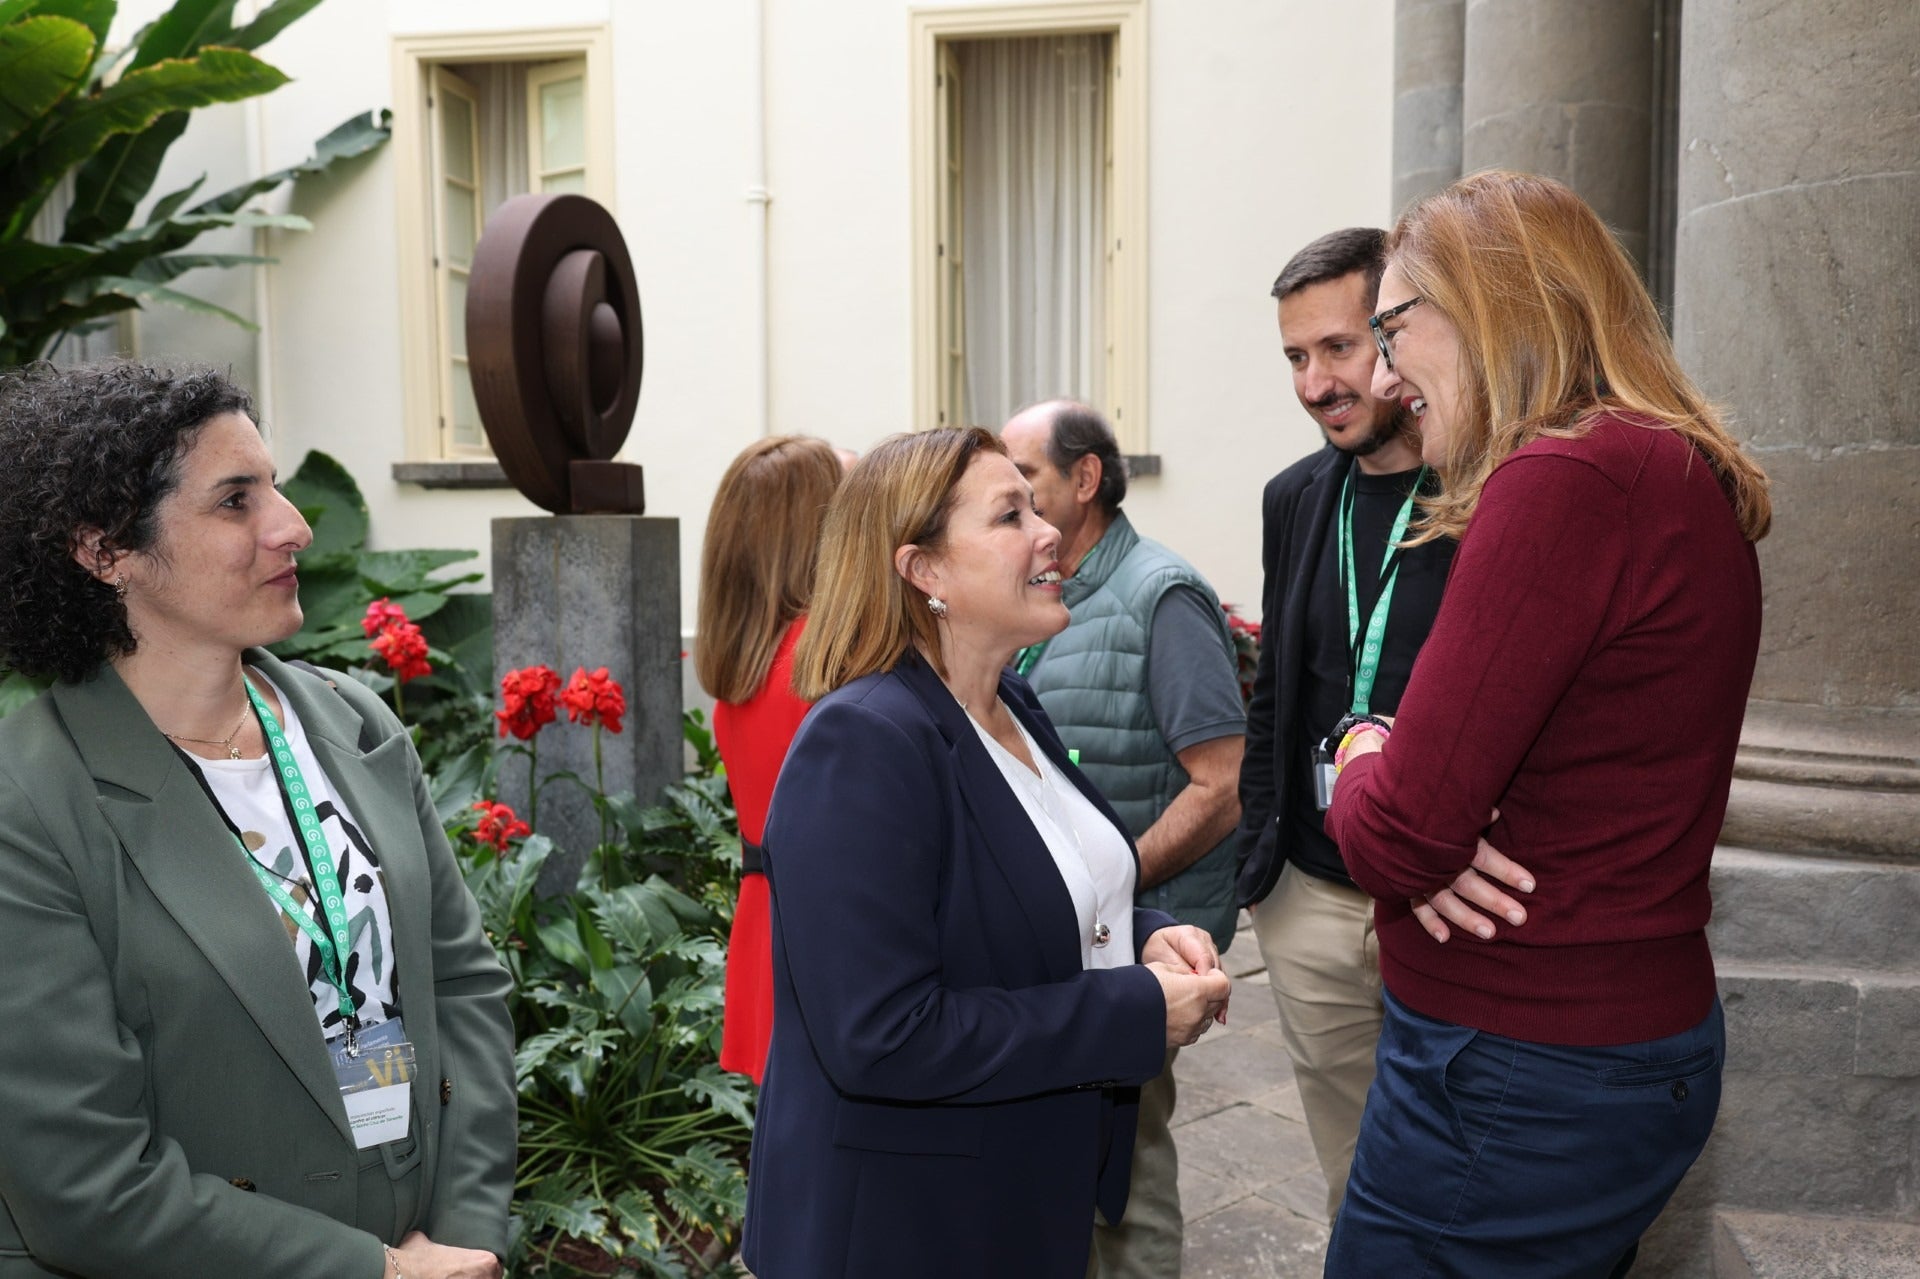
[0, 653, 516, 1278]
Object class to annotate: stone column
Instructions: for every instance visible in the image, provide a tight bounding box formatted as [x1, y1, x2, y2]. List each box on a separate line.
[1674, 0, 1920, 724]
[1460, 0, 1658, 270]
[1654, 2, 1920, 1271]
[1673, 0, 1920, 860]
[1392, 0, 1465, 216]
[492, 516, 684, 892]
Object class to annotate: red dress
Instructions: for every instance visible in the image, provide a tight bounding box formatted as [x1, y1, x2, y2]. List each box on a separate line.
[714, 617, 812, 1082]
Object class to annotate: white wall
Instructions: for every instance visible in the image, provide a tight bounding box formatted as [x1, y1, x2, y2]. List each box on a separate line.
[110, 0, 1395, 627]
[1130, 0, 1396, 613]
[767, 0, 1398, 614]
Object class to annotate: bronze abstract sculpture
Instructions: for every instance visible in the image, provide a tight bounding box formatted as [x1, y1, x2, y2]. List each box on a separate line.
[466, 193, 646, 514]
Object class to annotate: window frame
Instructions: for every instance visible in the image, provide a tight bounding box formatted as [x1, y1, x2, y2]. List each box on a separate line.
[527, 58, 590, 196]
[391, 27, 615, 463]
[428, 65, 484, 456]
[908, 1, 1148, 449]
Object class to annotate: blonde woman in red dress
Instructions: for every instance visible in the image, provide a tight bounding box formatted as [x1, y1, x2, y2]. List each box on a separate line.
[696, 436, 845, 1082]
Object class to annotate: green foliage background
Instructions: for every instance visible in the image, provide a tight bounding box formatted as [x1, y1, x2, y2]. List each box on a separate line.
[0, 0, 389, 365]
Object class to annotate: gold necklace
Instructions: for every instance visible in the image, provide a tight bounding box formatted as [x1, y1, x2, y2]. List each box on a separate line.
[163, 700, 252, 760]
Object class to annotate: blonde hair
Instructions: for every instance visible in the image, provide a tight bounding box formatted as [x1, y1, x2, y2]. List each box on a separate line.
[792, 427, 1003, 701]
[694, 435, 844, 704]
[1389, 169, 1771, 544]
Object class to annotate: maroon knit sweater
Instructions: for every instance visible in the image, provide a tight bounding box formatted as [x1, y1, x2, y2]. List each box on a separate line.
[1327, 413, 1762, 1046]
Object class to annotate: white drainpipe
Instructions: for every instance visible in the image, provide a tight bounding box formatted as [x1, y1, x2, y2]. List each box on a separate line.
[746, 0, 772, 435]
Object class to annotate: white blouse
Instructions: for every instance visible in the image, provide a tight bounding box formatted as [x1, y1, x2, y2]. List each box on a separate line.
[192, 672, 399, 1040]
[969, 704, 1137, 970]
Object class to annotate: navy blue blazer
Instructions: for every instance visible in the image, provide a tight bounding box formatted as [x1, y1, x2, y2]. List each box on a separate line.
[741, 652, 1176, 1278]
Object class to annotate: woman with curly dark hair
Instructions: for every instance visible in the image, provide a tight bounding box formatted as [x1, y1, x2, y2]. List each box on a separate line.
[0, 360, 515, 1279]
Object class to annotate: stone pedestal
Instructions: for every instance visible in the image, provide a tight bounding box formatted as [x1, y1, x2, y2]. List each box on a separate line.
[1392, 0, 1465, 216]
[1461, 0, 1658, 270]
[492, 516, 682, 890]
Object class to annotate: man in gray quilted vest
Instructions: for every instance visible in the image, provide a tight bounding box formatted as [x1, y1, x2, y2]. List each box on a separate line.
[1001, 399, 1246, 1279]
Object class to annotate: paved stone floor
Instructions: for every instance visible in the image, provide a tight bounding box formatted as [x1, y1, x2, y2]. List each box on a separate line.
[1174, 915, 1335, 1279]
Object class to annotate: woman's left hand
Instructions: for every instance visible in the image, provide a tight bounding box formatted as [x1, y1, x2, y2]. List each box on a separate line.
[1411, 810, 1536, 944]
[1142, 925, 1229, 1026]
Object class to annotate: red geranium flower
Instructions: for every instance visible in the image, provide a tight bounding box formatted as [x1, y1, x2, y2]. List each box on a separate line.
[362, 597, 409, 638]
[370, 619, 432, 683]
[471, 800, 530, 851]
[561, 666, 626, 735]
[1221, 603, 1262, 706]
[496, 664, 562, 739]
[1221, 603, 1261, 642]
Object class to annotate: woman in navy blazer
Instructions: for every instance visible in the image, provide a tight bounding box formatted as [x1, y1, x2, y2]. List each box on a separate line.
[740, 427, 1233, 1278]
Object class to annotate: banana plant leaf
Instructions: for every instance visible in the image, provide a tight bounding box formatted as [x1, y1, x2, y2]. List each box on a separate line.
[0, 15, 93, 152]
[0, 46, 288, 240]
[63, 0, 322, 240]
[1, 112, 387, 364]
[29, 0, 112, 44]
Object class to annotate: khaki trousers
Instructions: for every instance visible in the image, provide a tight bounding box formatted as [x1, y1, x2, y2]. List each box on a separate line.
[1088, 1046, 1182, 1278]
[1251, 863, 1382, 1222]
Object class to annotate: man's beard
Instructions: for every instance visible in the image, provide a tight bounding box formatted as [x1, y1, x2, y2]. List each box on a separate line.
[1319, 399, 1416, 459]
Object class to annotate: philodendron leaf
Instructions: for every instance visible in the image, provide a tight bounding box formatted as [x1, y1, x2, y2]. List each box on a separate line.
[279, 450, 369, 559]
[681, 1064, 757, 1131]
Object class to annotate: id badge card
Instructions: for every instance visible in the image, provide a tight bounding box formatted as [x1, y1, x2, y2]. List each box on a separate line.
[329, 1017, 416, 1150]
[1312, 742, 1338, 811]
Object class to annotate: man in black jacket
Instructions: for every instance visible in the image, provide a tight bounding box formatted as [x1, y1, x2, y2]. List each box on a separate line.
[1234, 227, 1456, 1224]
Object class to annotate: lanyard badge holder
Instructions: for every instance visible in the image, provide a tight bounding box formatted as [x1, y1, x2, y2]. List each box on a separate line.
[239, 679, 416, 1149]
[1314, 468, 1425, 810]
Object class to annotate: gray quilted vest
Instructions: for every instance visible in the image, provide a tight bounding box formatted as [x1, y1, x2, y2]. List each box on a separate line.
[1024, 512, 1240, 948]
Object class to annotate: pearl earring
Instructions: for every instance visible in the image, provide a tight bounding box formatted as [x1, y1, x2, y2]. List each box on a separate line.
[927, 596, 949, 619]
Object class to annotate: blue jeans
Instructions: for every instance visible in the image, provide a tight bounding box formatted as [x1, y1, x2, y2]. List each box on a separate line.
[1325, 989, 1723, 1278]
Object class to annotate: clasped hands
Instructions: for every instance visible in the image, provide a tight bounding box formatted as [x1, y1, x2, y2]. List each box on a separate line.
[1142, 925, 1232, 1047]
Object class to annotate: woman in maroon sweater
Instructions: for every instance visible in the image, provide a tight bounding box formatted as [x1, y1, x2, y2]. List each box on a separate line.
[1323, 171, 1771, 1276]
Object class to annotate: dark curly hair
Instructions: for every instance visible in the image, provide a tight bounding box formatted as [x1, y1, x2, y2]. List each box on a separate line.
[0, 360, 255, 683]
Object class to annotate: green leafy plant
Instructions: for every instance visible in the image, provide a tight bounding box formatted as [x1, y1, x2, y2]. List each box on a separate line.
[451, 714, 753, 1278]
[0, 0, 389, 365]
[273, 448, 494, 774]
[0, 670, 47, 716]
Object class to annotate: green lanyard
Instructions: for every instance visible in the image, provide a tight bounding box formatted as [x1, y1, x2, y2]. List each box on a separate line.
[240, 678, 361, 1047]
[1338, 466, 1427, 715]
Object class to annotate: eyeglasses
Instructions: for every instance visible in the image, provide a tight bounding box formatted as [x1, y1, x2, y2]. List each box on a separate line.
[1367, 296, 1424, 372]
